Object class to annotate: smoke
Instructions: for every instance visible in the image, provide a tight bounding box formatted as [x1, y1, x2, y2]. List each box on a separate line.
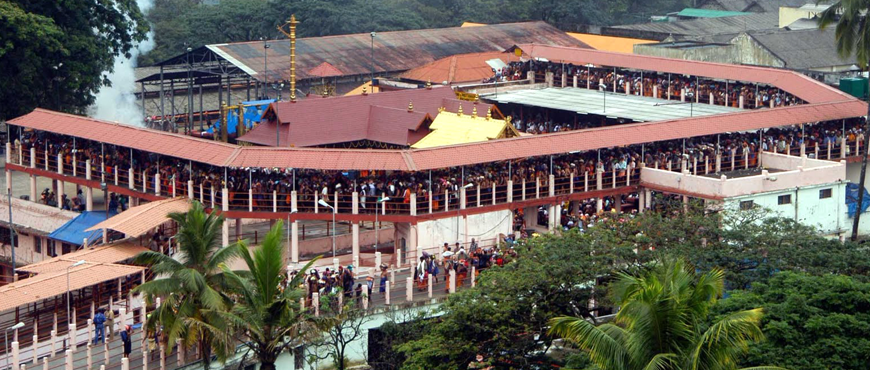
[90, 0, 155, 126]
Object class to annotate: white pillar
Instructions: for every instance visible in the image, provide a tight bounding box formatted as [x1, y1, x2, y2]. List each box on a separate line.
[449, 270, 457, 293]
[406, 276, 413, 301]
[85, 160, 93, 211]
[64, 350, 72, 370]
[11, 341, 19, 370]
[222, 188, 229, 246]
[187, 180, 194, 199]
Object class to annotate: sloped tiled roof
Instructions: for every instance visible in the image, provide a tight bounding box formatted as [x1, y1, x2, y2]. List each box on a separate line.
[401, 51, 513, 84]
[19, 240, 149, 274]
[86, 198, 191, 237]
[0, 196, 77, 235]
[308, 62, 343, 78]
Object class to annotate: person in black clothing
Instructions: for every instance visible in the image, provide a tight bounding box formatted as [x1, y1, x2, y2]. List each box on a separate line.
[121, 325, 132, 358]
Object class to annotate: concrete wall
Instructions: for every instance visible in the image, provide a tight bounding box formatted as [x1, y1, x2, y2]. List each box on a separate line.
[634, 43, 742, 64]
[779, 7, 825, 28]
[414, 210, 513, 249]
[725, 182, 848, 235]
[0, 231, 49, 265]
[298, 227, 394, 257]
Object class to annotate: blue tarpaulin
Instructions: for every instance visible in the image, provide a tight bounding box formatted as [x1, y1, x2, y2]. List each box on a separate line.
[207, 99, 274, 135]
[48, 211, 115, 245]
[846, 183, 870, 218]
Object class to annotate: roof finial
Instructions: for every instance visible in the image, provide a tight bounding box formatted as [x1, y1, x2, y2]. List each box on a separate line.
[472, 106, 477, 118]
[290, 93, 296, 103]
[486, 107, 492, 120]
[457, 104, 463, 116]
[362, 86, 368, 96]
[322, 88, 329, 98]
[426, 80, 432, 90]
[408, 101, 414, 112]
[438, 106, 445, 113]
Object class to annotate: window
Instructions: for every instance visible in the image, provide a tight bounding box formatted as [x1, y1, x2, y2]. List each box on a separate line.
[34, 237, 41, 254]
[739, 200, 754, 210]
[0, 227, 17, 247]
[47, 240, 57, 257]
[820, 188, 832, 199]
[778, 194, 792, 205]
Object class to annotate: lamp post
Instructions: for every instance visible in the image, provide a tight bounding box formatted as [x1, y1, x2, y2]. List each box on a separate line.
[4, 322, 23, 370]
[263, 39, 270, 99]
[186, 46, 193, 135]
[66, 260, 86, 328]
[318, 199, 336, 258]
[6, 188, 15, 281]
[100, 182, 108, 219]
[370, 32, 376, 84]
[374, 197, 390, 253]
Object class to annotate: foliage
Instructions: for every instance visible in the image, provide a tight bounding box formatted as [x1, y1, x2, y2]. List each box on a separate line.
[714, 272, 870, 370]
[0, 0, 148, 120]
[395, 229, 640, 370]
[139, 0, 693, 66]
[594, 199, 870, 288]
[368, 310, 433, 370]
[549, 259, 784, 370]
[218, 221, 322, 370]
[134, 201, 238, 369]
[308, 297, 374, 370]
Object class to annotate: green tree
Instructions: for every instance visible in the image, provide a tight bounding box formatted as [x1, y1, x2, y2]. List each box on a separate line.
[549, 259, 785, 370]
[0, 0, 148, 120]
[396, 230, 640, 370]
[218, 220, 322, 370]
[134, 201, 238, 370]
[714, 272, 870, 370]
[819, 0, 870, 241]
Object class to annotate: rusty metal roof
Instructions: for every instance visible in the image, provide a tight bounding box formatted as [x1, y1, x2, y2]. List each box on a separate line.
[212, 21, 588, 83]
[10, 46, 866, 172]
[0, 196, 77, 235]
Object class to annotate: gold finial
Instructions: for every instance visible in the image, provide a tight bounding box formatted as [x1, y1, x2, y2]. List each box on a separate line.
[362, 86, 368, 95]
[486, 107, 492, 120]
[472, 106, 477, 118]
[457, 104, 463, 116]
[322, 89, 329, 98]
[505, 115, 512, 125]
[426, 80, 432, 90]
[438, 106, 445, 113]
[408, 101, 414, 112]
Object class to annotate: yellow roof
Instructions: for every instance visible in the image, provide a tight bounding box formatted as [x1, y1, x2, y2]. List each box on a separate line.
[412, 108, 518, 149]
[566, 33, 657, 54]
[461, 22, 485, 27]
[344, 81, 380, 96]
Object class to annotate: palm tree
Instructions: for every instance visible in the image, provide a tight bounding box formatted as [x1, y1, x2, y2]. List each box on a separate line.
[819, 1, 870, 240]
[217, 221, 323, 370]
[134, 201, 239, 370]
[549, 260, 785, 370]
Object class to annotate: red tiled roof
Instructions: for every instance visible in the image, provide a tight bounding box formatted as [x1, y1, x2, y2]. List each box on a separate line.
[401, 51, 513, 84]
[11, 110, 237, 167]
[237, 86, 494, 148]
[10, 46, 867, 172]
[513, 44, 853, 104]
[308, 62, 343, 78]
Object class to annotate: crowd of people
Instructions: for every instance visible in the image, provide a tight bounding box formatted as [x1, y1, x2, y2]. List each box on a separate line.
[492, 60, 802, 108]
[15, 111, 863, 219]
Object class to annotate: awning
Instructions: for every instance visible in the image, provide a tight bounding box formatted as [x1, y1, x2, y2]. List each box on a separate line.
[206, 99, 274, 136]
[20, 240, 149, 275]
[48, 211, 115, 246]
[0, 263, 144, 312]
[87, 198, 190, 237]
[485, 58, 508, 71]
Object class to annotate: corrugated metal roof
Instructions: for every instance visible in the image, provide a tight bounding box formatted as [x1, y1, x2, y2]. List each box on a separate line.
[213, 21, 589, 83]
[0, 263, 144, 311]
[676, 8, 750, 17]
[10, 46, 866, 171]
[86, 198, 191, 237]
[604, 13, 778, 40]
[747, 28, 857, 70]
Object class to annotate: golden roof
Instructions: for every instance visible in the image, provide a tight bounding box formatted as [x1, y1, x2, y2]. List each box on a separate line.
[411, 107, 519, 149]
